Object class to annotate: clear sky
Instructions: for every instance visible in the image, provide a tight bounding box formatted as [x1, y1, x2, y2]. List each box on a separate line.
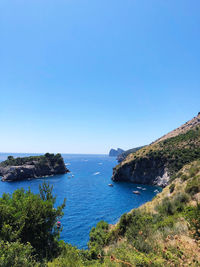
[0, 0, 200, 154]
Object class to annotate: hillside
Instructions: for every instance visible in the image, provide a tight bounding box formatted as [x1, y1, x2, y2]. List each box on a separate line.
[112, 114, 200, 187]
[117, 146, 145, 162]
[153, 112, 200, 144]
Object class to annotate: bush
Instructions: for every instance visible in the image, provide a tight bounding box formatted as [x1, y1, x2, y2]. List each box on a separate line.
[125, 211, 154, 253]
[184, 204, 200, 240]
[156, 193, 189, 216]
[0, 182, 66, 260]
[88, 221, 109, 258]
[0, 241, 36, 267]
[185, 176, 200, 195]
[48, 244, 86, 267]
[169, 184, 175, 193]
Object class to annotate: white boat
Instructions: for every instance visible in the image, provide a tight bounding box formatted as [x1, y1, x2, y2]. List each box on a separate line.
[133, 191, 140, 195]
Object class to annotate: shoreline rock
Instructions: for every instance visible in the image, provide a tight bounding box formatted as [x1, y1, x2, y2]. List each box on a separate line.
[0, 153, 69, 182]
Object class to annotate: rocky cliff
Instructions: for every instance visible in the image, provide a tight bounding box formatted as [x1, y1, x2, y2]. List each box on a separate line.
[0, 153, 69, 181]
[112, 113, 200, 187]
[109, 148, 124, 157]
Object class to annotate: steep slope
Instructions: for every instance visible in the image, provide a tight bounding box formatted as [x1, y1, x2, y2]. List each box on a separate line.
[112, 114, 200, 187]
[117, 146, 145, 162]
[153, 112, 200, 144]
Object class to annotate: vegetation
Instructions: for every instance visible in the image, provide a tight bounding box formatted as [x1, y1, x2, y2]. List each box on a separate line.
[0, 153, 64, 168]
[0, 182, 66, 264]
[115, 127, 200, 181]
[117, 146, 145, 162]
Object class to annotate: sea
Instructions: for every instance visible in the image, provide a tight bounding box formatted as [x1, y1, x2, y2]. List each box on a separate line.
[0, 153, 162, 249]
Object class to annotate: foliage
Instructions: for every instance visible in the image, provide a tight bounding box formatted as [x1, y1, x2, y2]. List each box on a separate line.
[185, 175, 200, 195]
[169, 183, 175, 193]
[88, 221, 109, 258]
[0, 241, 36, 267]
[0, 153, 64, 168]
[0, 182, 66, 260]
[48, 243, 88, 267]
[156, 193, 189, 216]
[184, 204, 200, 240]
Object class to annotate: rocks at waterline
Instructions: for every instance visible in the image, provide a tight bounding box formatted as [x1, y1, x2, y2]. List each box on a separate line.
[0, 153, 69, 182]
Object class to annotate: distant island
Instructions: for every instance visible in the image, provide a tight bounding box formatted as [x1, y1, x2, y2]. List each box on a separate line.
[0, 153, 69, 181]
[109, 148, 124, 157]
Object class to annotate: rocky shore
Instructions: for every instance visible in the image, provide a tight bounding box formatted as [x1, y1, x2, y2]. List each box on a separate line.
[0, 153, 69, 181]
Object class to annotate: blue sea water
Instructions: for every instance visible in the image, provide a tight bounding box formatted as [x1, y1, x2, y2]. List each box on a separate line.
[0, 153, 162, 249]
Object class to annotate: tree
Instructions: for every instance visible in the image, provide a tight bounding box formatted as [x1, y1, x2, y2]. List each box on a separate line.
[0, 182, 66, 260]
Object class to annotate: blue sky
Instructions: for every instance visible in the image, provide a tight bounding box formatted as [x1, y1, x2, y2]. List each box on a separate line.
[0, 0, 200, 154]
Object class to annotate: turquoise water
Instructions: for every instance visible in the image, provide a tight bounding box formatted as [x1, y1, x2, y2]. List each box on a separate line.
[0, 153, 161, 249]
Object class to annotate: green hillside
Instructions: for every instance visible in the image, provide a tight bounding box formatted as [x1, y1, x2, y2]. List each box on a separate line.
[112, 124, 200, 186]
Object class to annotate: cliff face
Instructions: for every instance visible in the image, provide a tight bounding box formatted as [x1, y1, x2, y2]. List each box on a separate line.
[112, 113, 200, 187]
[0, 153, 69, 181]
[112, 158, 169, 187]
[109, 148, 124, 157]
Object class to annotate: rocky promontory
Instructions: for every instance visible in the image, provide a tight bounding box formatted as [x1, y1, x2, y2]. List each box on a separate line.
[112, 113, 200, 187]
[0, 153, 69, 182]
[109, 148, 124, 157]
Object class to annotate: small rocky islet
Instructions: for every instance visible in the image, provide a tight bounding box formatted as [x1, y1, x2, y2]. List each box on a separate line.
[0, 153, 69, 182]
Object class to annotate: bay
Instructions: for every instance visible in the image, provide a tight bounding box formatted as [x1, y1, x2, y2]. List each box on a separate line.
[0, 153, 161, 249]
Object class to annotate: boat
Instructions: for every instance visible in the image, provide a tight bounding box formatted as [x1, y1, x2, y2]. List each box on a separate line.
[137, 186, 142, 189]
[142, 188, 146, 191]
[133, 191, 140, 195]
[108, 184, 113, 187]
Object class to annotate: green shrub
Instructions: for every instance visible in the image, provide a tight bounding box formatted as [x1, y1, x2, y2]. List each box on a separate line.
[169, 184, 175, 193]
[181, 174, 188, 181]
[48, 244, 86, 267]
[125, 211, 154, 253]
[185, 176, 200, 195]
[88, 221, 109, 258]
[184, 204, 200, 240]
[156, 193, 189, 216]
[0, 182, 66, 260]
[0, 241, 36, 267]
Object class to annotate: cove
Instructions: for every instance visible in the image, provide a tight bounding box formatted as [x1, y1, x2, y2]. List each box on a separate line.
[0, 153, 162, 249]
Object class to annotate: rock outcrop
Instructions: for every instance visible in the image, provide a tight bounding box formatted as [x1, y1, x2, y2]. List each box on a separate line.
[112, 155, 170, 187]
[109, 148, 124, 157]
[0, 153, 69, 182]
[112, 113, 200, 187]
